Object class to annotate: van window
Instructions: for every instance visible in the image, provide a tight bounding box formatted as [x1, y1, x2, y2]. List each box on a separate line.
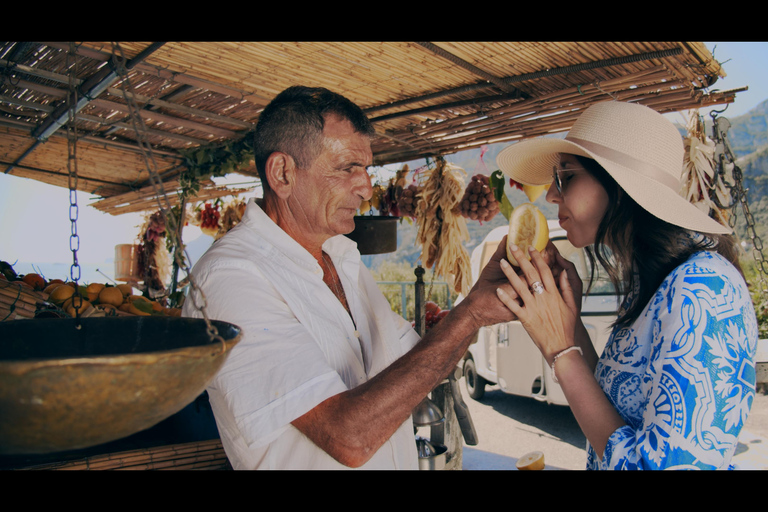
[552, 237, 615, 295]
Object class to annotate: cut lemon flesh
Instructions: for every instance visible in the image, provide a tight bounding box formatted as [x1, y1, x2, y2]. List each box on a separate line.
[516, 450, 545, 470]
[506, 203, 549, 266]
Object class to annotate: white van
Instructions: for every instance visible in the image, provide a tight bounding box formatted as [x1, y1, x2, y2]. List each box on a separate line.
[462, 220, 619, 405]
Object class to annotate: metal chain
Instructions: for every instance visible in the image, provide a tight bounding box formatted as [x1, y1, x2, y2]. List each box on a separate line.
[110, 42, 225, 348]
[710, 110, 768, 299]
[66, 42, 84, 323]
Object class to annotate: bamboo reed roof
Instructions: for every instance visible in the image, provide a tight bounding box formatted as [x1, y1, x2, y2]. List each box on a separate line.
[0, 42, 741, 215]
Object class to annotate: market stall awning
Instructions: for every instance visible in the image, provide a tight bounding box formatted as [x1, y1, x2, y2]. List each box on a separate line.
[0, 42, 741, 214]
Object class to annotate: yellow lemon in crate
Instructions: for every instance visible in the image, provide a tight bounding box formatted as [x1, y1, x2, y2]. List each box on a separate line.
[86, 282, 105, 301]
[506, 203, 549, 266]
[116, 283, 134, 299]
[48, 284, 76, 306]
[98, 286, 124, 307]
[66, 298, 92, 317]
[516, 450, 545, 470]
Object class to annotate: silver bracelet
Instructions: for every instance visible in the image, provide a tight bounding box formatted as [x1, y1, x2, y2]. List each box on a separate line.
[551, 346, 583, 384]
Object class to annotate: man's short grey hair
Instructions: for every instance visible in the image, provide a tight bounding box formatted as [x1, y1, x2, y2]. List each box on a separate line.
[253, 86, 375, 192]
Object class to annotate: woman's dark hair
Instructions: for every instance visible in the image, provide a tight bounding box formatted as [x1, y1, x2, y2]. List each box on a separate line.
[574, 155, 743, 328]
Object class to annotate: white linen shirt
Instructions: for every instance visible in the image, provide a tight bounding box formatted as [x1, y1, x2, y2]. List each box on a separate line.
[182, 199, 420, 469]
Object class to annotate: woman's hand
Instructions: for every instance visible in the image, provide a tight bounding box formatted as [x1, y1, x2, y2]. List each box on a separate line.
[496, 243, 627, 460]
[496, 243, 580, 365]
[544, 242, 584, 314]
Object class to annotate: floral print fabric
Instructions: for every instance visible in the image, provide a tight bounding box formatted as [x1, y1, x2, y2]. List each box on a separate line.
[587, 251, 758, 470]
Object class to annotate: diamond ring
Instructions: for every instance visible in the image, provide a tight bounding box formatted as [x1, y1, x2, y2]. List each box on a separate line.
[530, 281, 545, 295]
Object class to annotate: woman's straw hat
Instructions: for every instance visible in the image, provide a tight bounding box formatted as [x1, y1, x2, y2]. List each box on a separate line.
[496, 101, 730, 234]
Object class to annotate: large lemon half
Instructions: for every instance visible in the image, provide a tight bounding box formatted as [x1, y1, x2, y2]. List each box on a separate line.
[506, 203, 549, 266]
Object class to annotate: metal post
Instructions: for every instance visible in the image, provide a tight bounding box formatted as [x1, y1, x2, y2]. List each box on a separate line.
[414, 265, 425, 337]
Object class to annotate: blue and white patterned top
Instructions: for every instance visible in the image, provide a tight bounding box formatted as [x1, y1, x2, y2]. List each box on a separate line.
[587, 251, 758, 470]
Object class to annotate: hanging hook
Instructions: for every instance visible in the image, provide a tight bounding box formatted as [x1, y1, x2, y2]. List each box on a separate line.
[709, 103, 729, 120]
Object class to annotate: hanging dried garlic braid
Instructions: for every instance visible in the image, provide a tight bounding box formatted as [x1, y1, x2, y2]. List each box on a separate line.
[681, 110, 731, 226]
[415, 158, 473, 296]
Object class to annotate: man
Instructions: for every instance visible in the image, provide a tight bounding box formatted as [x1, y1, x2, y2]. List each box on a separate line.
[183, 85, 518, 469]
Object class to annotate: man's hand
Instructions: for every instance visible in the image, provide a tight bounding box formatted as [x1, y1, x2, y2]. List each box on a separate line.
[292, 236, 562, 468]
[463, 235, 520, 329]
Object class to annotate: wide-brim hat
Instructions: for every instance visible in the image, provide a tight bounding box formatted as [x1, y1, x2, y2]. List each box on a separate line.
[496, 101, 730, 234]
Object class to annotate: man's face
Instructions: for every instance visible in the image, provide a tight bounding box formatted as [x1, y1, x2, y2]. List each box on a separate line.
[290, 114, 373, 240]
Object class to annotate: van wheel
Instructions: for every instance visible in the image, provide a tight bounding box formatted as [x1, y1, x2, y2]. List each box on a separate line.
[464, 358, 486, 400]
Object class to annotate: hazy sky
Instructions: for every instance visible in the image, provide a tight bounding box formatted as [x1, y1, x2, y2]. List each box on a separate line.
[1, 42, 766, 280]
[700, 42, 768, 117]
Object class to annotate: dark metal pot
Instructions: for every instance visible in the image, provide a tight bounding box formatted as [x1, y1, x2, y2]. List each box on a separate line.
[346, 216, 399, 255]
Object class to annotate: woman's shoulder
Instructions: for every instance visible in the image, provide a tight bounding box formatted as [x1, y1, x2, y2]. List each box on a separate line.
[669, 250, 742, 282]
[662, 250, 753, 311]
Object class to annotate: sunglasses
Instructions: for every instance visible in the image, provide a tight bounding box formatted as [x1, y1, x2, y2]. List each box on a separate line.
[551, 165, 588, 195]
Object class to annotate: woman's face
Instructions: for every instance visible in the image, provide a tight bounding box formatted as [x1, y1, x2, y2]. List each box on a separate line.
[545, 153, 610, 248]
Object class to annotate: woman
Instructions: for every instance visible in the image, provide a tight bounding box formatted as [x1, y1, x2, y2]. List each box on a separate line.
[495, 101, 758, 470]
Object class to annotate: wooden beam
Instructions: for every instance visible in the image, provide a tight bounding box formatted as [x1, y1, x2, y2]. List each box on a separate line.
[41, 42, 269, 105]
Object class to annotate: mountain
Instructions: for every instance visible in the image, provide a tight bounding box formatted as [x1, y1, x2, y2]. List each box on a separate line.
[741, 145, 768, 198]
[733, 144, 768, 244]
[717, 99, 768, 158]
[701, 100, 768, 246]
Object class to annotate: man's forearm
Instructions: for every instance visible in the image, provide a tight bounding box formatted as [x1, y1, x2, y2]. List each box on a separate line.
[291, 295, 482, 467]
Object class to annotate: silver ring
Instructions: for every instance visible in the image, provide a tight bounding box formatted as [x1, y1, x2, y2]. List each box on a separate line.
[530, 281, 545, 295]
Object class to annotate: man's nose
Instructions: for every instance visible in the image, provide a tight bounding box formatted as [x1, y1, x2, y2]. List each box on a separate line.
[355, 169, 373, 201]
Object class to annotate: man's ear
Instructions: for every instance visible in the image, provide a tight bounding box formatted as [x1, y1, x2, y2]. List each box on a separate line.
[264, 152, 296, 200]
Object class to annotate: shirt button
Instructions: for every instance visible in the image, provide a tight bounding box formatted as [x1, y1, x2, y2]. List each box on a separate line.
[354, 330, 361, 338]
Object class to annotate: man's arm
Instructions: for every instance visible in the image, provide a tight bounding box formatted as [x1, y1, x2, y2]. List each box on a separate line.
[292, 238, 518, 467]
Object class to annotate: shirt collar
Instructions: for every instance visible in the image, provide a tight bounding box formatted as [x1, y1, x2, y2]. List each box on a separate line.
[240, 198, 360, 272]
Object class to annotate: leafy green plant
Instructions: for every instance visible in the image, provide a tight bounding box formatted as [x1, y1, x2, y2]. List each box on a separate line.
[179, 135, 255, 184]
[742, 259, 768, 339]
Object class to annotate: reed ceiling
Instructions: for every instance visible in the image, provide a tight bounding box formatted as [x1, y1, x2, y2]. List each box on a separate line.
[0, 41, 741, 214]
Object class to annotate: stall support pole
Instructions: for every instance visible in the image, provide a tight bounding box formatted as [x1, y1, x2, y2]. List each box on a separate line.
[169, 197, 186, 307]
[414, 265, 463, 470]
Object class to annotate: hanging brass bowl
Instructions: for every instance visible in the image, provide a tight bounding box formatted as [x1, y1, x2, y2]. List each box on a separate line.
[0, 316, 241, 455]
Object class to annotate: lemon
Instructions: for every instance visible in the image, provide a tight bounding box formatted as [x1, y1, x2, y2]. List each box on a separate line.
[116, 283, 133, 299]
[86, 282, 105, 301]
[506, 203, 549, 266]
[48, 284, 76, 305]
[522, 183, 550, 202]
[43, 282, 62, 295]
[516, 450, 545, 470]
[99, 286, 124, 307]
[66, 298, 92, 317]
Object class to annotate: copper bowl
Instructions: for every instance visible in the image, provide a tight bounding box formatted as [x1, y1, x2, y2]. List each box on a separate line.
[0, 316, 241, 455]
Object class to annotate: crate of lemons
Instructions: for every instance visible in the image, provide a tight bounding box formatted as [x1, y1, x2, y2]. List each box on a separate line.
[43, 279, 182, 319]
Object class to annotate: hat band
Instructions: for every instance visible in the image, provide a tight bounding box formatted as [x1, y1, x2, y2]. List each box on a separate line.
[567, 136, 680, 191]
